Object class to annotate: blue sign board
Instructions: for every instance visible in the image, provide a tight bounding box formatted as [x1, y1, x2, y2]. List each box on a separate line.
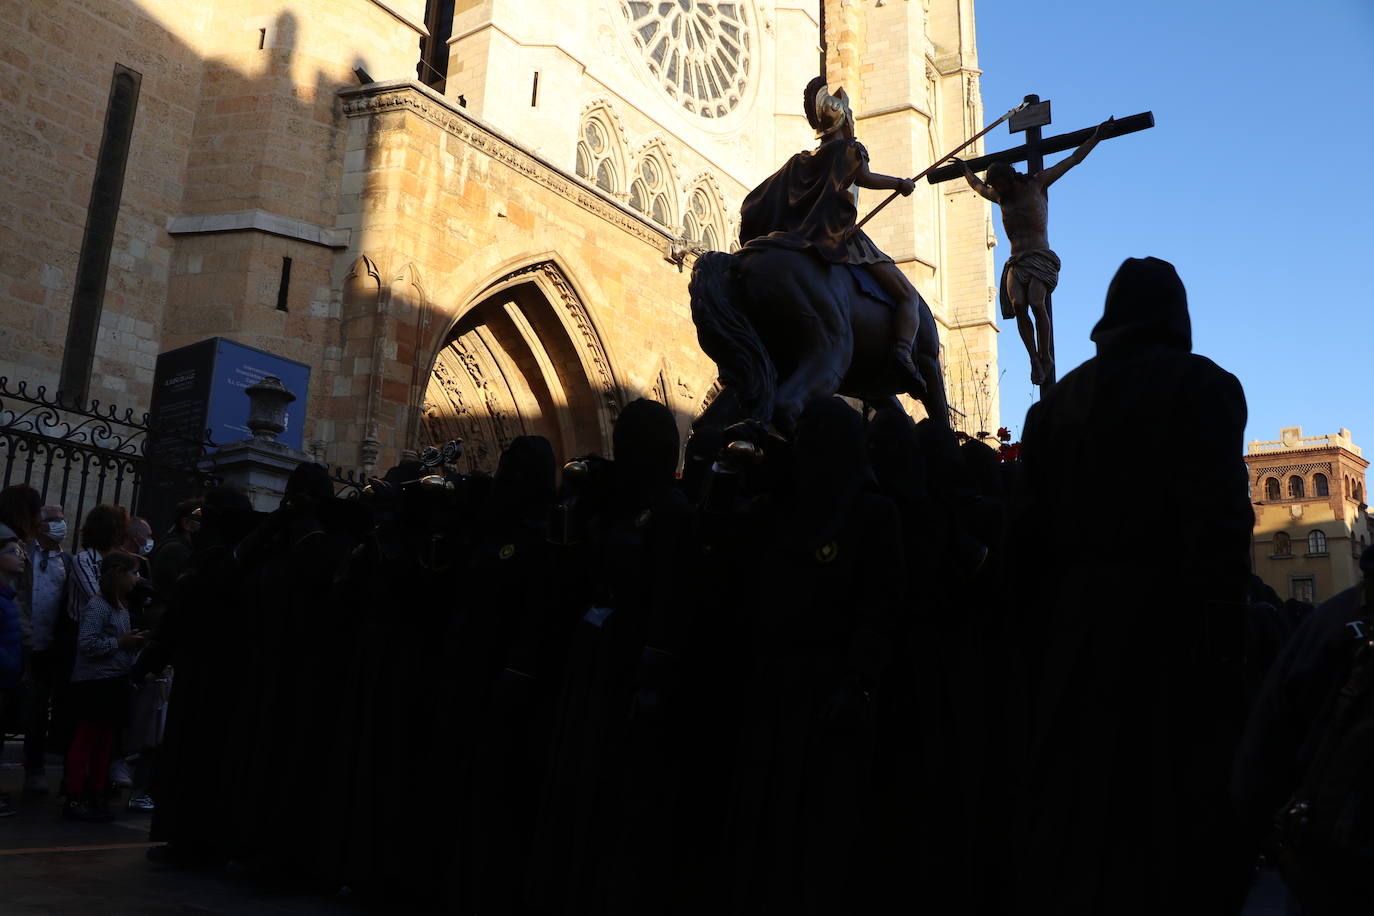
[150, 338, 311, 451]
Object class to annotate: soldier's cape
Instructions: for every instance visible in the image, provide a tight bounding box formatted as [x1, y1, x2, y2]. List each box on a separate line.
[738, 136, 867, 264]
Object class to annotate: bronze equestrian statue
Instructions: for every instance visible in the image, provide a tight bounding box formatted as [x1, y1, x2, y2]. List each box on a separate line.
[691, 77, 949, 434]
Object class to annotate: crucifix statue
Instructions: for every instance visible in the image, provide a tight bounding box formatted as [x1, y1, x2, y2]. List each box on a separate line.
[926, 96, 1155, 387]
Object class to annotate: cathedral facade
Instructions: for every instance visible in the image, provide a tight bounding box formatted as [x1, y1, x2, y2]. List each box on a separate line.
[2, 0, 998, 473]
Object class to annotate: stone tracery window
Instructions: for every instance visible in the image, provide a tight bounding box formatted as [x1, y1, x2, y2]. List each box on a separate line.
[683, 185, 724, 249]
[576, 115, 623, 194]
[629, 152, 674, 226]
[620, 0, 753, 119]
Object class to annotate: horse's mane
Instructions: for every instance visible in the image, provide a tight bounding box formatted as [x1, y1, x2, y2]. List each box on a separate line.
[803, 75, 826, 131]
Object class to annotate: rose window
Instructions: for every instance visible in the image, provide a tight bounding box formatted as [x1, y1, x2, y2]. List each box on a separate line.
[620, 0, 752, 119]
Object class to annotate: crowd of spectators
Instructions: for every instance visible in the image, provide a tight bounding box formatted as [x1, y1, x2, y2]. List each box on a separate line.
[0, 491, 181, 823]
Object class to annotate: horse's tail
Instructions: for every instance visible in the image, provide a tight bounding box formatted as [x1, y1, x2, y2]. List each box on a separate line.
[689, 251, 776, 421]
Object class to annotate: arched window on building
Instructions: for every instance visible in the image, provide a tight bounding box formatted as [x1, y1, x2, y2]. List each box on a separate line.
[1314, 473, 1329, 497]
[1264, 477, 1281, 501]
[595, 159, 618, 193]
[1357, 481, 1365, 503]
[1307, 530, 1327, 554]
[683, 185, 725, 250]
[1288, 475, 1305, 499]
[628, 152, 674, 227]
[575, 114, 623, 195]
[1273, 531, 1291, 555]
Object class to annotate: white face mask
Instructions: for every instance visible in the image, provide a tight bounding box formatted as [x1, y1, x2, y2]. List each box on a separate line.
[46, 520, 67, 542]
[142, 538, 154, 555]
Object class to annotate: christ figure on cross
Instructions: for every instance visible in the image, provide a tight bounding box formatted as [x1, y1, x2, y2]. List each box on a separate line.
[955, 116, 1114, 386]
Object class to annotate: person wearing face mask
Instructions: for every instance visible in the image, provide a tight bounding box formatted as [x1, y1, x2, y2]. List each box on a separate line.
[122, 517, 154, 569]
[19, 507, 73, 797]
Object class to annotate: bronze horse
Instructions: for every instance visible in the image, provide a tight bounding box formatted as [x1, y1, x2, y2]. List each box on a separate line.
[690, 246, 949, 433]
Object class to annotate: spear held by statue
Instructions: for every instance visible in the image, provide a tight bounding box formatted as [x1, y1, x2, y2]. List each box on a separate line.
[853, 100, 1030, 232]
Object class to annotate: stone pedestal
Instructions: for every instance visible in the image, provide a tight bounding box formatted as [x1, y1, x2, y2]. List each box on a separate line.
[201, 436, 310, 512]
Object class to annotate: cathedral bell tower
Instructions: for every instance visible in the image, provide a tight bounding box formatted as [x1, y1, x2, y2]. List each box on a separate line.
[822, 0, 999, 433]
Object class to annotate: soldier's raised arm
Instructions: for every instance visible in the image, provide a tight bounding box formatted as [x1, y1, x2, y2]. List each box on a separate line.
[854, 154, 916, 196]
[954, 158, 999, 203]
[1038, 116, 1114, 189]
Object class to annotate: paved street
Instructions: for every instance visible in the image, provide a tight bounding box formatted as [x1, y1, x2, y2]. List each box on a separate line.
[0, 745, 358, 914]
[0, 744, 1291, 914]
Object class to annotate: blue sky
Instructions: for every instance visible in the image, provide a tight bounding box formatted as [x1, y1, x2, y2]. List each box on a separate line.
[971, 0, 1374, 447]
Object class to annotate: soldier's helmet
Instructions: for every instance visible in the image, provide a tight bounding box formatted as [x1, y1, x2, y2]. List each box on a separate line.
[804, 76, 852, 137]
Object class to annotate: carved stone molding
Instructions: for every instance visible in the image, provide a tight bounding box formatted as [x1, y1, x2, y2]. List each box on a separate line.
[493, 261, 622, 422]
[700, 379, 724, 412]
[451, 335, 516, 455]
[340, 83, 673, 251]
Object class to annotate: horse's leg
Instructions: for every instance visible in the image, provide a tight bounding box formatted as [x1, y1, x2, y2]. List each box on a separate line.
[914, 296, 951, 430]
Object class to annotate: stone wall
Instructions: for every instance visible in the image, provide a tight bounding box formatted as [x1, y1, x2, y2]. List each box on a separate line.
[0, 0, 426, 415]
[1, 0, 205, 400]
[825, 0, 1000, 432]
[327, 81, 719, 469]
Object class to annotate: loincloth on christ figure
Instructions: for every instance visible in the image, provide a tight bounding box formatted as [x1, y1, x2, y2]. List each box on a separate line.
[998, 248, 1061, 320]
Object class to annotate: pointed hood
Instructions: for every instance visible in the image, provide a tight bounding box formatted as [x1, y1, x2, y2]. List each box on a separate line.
[1090, 257, 1192, 354]
[612, 398, 681, 500]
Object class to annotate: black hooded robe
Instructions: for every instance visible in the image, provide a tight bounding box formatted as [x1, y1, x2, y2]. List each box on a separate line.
[1011, 258, 1254, 915]
[725, 398, 905, 916]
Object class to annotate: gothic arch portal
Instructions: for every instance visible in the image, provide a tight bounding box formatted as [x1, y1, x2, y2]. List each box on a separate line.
[418, 260, 622, 472]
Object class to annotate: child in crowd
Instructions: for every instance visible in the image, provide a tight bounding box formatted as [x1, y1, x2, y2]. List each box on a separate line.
[63, 551, 147, 822]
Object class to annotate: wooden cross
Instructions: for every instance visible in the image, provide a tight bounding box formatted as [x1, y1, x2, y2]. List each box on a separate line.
[926, 94, 1154, 387]
[925, 94, 1154, 185]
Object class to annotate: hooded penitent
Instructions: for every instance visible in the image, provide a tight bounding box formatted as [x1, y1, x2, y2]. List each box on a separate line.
[493, 435, 556, 522]
[1012, 255, 1255, 915]
[612, 398, 680, 500]
[1090, 256, 1192, 354]
[787, 397, 872, 551]
[865, 406, 926, 507]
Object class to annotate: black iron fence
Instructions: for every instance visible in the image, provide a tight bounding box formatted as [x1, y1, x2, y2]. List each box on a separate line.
[0, 376, 218, 544]
[328, 465, 368, 499]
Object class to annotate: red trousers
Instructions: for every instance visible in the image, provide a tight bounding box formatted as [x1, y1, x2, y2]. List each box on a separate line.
[66, 721, 113, 796]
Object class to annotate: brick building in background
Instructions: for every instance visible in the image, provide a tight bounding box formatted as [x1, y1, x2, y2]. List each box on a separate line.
[0, 0, 999, 473]
[1246, 426, 1372, 603]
